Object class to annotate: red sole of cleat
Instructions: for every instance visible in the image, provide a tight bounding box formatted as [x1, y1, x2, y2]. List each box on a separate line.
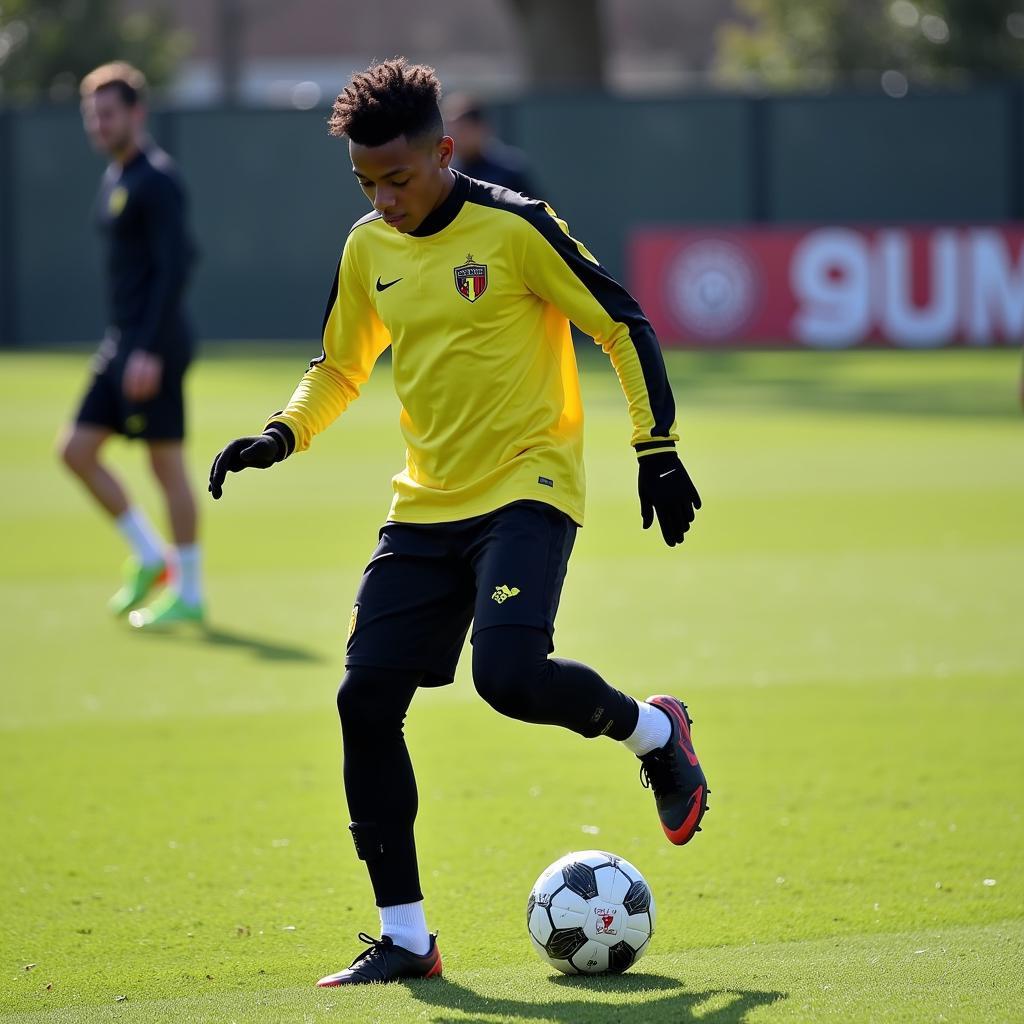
[661, 784, 707, 845]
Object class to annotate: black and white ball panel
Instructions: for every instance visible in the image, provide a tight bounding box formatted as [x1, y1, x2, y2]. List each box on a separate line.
[527, 850, 655, 975]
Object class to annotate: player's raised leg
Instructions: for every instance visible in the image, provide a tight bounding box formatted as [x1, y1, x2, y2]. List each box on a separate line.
[57, 423, 167, 614]
[316, 666, 442, 986]
[468, 501, 708, 847]
[130, 441, 203, 627]
[472, 626, 709, 845]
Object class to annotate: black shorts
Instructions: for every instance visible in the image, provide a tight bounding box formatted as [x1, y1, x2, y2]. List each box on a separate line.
[75, 332, 191, 441]
[346, 500, 577, 686]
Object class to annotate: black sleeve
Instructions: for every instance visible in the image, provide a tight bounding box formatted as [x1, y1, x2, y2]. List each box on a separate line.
[133, 174, 192, 357]
[510, 197, 677, 447]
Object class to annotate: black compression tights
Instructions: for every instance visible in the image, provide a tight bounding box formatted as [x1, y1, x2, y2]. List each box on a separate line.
[336, 626, 639, 907]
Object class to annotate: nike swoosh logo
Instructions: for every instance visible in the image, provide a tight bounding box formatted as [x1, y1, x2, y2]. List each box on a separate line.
[376, 276, 402, 292]
[663, 785, 704, 842]
[659, 468, 678, 479]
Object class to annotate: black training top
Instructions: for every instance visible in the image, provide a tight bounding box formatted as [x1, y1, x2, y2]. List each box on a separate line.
[95, 144, 197, 357]
[455, 142, 538, 199]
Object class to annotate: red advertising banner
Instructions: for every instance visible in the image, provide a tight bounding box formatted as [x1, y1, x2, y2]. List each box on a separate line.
[629, 225, 1024, 348]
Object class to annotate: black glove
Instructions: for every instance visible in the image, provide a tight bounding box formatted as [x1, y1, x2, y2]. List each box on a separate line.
[637, 450, 701, 547]
[208, 425, 292, 500]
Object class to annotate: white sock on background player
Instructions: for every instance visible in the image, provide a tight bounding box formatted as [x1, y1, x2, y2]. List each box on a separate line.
[379, 900, 430, 955]
[622, 700, 672, 756]
[116, 507, 164, 568]
[173, 544, 203, 606]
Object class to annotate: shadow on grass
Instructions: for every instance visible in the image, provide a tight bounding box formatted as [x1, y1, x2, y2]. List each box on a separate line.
[665, 350, 1024, 422]
[30, 343, 1022, 421]
[130, 622, 326, 663]
[409, 974, 786, 1023]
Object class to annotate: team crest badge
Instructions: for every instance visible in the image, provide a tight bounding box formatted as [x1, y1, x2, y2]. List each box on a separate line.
[108, 185, 128, 217]
[454, 254, 488, 302]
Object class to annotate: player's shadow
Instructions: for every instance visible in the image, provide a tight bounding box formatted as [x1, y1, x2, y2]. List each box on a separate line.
[131, 622, 325, 663]
[409, 974, 786, 1023]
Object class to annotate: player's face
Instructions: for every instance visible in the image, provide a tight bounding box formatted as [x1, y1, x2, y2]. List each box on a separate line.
[81, 88, 141, 156]
[351, 134, 455, 234]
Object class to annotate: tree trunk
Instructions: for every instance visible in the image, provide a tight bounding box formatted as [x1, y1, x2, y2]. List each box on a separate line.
[508, 0, 606, 90]
[216, 0, 245, 106]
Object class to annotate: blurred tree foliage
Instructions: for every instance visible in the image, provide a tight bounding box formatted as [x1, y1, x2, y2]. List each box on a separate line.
[0, 0, 189, 104]
[507, 0, 605, 89]
[717, 0, 1024, 87]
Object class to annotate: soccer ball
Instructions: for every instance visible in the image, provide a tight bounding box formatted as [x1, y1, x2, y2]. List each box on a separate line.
[526, 850, 655, 975]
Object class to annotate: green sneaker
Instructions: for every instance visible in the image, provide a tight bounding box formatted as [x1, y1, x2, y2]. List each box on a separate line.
[108, 560, 167, 616]
[128, 591, 205, 629]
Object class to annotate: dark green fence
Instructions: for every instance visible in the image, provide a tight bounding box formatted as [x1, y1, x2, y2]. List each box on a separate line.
[1, 87, 1021, 346]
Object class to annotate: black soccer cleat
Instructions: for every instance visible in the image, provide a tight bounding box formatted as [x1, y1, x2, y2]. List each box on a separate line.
[639, 695, 709, 846]
[315, 932, 442, 987]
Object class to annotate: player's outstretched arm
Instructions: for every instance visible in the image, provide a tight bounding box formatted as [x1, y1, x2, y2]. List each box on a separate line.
[208, 424, 293, 499]
[209, 237, 390, 501]
[637, 450, 701, 547]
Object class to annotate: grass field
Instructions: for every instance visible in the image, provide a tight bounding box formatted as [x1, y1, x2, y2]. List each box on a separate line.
[1, 345, 1022, 1023]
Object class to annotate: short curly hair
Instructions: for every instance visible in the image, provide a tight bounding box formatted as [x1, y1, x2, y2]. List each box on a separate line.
[329, 58, 443, 146]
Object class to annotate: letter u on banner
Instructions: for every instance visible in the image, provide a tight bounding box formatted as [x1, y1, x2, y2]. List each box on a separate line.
[878, 229, 958, 347]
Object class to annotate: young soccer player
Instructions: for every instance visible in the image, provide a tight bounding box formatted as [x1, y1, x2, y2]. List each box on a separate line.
[58, 62, 203, 627]
[209, 58, 708, 986]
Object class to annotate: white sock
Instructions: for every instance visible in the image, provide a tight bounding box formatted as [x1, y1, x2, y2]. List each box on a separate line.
[116, 508, 164, 568]
[622, 700, 672, 756]
[379, 901, 430, 955]
[173, 544, 203, 606]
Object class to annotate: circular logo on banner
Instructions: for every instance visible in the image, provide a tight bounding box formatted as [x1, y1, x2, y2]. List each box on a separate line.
[667, 239, 758, 339]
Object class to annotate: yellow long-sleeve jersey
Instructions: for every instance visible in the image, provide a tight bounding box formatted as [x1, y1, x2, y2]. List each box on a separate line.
[268, 172, 678, 526]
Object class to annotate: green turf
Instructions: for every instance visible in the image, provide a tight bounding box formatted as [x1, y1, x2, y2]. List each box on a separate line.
[1, 346, 1022, 1023]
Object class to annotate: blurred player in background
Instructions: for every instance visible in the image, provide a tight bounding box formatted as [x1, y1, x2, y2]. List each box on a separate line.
[210, 58, 707, 986]
[58, 62, 203, 628]
[443, 92, 538, 197]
